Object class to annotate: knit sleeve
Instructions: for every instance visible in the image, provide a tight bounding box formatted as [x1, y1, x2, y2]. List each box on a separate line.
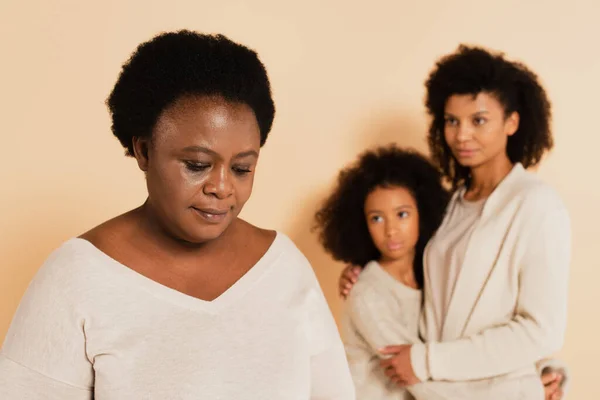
[0, 244, 94, 398]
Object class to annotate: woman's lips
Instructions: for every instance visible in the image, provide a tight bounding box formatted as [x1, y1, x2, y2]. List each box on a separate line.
[455, 148, 477, 158]
[192, 207, 229, 223]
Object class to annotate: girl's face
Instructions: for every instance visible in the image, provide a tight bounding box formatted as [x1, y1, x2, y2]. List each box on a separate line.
[443, 91, 519, 170]
[364, 185, 419, 263]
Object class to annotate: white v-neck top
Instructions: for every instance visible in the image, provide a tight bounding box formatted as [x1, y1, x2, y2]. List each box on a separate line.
[0, 233, 355, 399]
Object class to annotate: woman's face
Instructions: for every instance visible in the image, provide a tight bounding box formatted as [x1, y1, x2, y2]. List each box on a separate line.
[364, 185, 420, 263]
[133, 95, 261, 244]
[443, 92, 519, 170]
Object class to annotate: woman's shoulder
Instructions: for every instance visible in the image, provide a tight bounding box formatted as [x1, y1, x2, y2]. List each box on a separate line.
[19, 213, 140, 310]
[236, 220, 316, 278]
[78, 209, 137, 246]
[235, 219, 278, 251]
[512, 169, 568, 213]
[38, 238, 101, 274]
[238, 221, 302, 262]
[21, 237, 112, 307]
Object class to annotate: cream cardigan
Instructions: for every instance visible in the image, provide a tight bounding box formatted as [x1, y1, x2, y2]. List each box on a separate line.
[411, 163, 571, 393]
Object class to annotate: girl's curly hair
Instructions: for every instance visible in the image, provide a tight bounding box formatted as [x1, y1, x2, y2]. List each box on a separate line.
[314, 145, 449, 288]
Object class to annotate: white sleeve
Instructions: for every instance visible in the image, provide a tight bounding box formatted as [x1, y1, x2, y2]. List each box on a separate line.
[0, 248, 94, 398]
[305, 280, 355, 399]
[0, 355, 93, 400]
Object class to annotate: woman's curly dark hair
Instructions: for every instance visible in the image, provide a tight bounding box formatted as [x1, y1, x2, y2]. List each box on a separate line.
[314, 144, 450, 288]
[107, 30, 275, 156]
[425, 44, 553, 189]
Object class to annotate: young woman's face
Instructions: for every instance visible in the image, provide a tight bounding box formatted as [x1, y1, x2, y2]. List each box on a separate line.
[364, 185, 419, 263]
[133, 95, 261, 244]
[443, 92, 519, 169]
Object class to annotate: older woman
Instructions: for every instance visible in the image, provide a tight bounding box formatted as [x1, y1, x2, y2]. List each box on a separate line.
[0, 30, 354, 399]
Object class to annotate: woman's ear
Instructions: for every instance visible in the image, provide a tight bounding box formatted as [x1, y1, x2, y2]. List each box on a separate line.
[132, 136, 150, 172]
[505, 111, 520, 137]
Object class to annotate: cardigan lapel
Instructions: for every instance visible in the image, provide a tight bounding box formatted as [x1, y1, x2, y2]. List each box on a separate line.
[440, 164, 525, 340]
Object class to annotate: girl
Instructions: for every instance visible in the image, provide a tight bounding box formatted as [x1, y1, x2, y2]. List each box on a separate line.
[314, 144, 455, 399]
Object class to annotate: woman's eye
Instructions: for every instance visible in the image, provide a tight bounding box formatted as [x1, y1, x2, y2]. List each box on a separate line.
[474, 117, 486, 125]
[185, 161, 210, 172]
[398, 211, 409, 218]
[232, 166, 252, 176]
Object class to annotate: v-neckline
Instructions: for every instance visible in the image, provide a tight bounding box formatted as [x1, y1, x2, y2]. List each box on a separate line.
[69, 232, 284, 314]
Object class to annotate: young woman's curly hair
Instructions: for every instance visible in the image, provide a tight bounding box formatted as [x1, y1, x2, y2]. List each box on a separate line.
[425, 44, 553, 189]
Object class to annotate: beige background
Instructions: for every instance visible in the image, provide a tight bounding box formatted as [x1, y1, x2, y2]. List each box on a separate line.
[1, 0, 598, 397]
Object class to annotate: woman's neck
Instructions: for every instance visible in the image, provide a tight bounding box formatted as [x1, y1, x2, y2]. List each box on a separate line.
[137, 200, 236, 256]
[379, 252, 418, 289]
[466, 154, 514, 201]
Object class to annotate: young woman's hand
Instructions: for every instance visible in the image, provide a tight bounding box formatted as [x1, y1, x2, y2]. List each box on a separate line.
[339, 265, 361, 298]
[542, 370, 564, 400]
[378, 345, 421, 386]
